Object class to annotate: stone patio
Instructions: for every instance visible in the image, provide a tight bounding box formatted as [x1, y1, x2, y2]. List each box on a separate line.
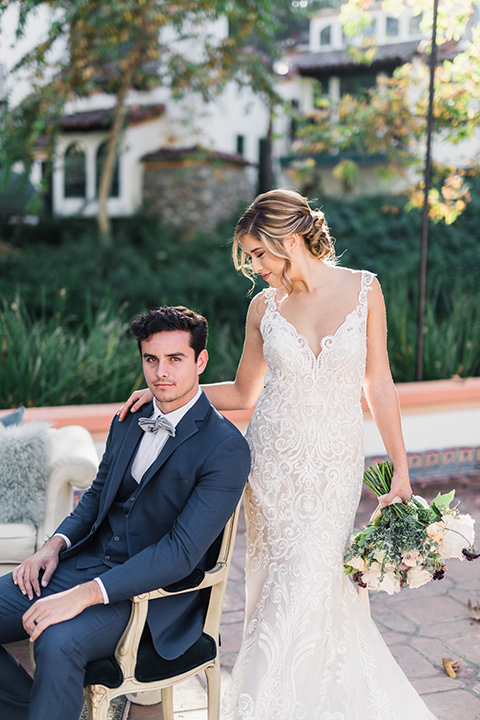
[118, 473, 480, 719]
[8, 474, 480, 719]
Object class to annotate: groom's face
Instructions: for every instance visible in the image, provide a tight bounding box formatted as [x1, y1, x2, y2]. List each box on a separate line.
[141, 330, 208, 413]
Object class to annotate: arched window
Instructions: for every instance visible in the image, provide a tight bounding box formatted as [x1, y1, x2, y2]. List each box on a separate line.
[96, 141, 120, 198]
[64, 143, 86, 198]
[320, 25, 332, 46]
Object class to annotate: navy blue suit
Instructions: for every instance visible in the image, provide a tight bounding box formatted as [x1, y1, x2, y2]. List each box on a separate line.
[0, 392, 250, 720]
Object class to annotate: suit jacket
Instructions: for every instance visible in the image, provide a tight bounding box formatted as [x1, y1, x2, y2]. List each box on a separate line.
[55, 392, 250, 658]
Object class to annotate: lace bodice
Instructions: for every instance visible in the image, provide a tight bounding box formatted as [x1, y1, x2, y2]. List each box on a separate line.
[245, 270, 374, 573]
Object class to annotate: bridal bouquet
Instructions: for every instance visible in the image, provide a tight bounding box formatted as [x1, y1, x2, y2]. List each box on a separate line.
[344, 462, 479, 595]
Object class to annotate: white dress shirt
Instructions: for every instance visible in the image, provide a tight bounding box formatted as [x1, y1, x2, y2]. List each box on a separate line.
[57, 388, 203, 604]
[131, 388, 201, 481]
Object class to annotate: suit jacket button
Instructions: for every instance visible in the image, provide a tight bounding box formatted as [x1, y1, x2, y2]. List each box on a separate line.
[114, 536, 120, 542]
[105, 555, 110, 561]
[130, 496, 136, 502]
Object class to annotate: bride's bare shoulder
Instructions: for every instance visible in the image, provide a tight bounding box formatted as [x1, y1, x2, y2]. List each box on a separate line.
[248, 290, 271, 326]
[329, 265, 362, 286]
[331, 265, 378, 290]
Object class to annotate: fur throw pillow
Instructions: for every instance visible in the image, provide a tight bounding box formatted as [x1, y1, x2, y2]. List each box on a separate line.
[0, 422, 51, 526]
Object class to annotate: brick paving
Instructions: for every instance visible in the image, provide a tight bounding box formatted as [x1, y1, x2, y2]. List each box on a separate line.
[8, 474, 480, 719]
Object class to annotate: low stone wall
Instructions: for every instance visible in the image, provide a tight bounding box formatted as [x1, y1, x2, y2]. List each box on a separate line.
[142, 157, 255, 236]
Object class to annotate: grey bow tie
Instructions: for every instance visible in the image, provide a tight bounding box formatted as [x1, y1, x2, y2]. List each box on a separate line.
[138, 415, 176, 437]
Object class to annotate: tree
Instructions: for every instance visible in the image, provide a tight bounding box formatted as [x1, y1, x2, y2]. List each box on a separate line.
[292, 0, 480, 224]
[0, 0, 287, 244]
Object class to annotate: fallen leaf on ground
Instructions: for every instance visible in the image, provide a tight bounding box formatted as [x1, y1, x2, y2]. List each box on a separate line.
[468, 598, 480, 621]
[441, 657, 464, 678]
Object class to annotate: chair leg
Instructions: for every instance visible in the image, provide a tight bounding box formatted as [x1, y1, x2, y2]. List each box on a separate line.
[205, 663, 221, 720]
[83, 685, 111, 720]
[161, 685, 174, 720]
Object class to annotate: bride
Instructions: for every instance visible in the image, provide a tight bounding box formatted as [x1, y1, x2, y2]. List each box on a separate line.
[120, 189, 438, 719]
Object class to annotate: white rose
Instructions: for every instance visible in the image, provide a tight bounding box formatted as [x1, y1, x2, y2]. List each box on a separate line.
[378, 571, 401, 595]
[412, 494, 429, 509]
[373, 549, 386, 564]
[439, 514, 475, 559]
[406, 565, 432, 589]
[348, 556, 367, 572]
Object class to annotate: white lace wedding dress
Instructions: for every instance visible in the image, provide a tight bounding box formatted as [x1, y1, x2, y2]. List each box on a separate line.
[222, 270, 437, 720]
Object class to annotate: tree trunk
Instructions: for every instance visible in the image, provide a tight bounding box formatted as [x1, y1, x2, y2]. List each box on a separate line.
[97, 88, 129, 246]
[96, 2, 155, 246]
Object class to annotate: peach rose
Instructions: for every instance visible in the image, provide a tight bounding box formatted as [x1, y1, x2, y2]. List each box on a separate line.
[406, 565, 431, 589]
[362, 561, 382, 591]
[378, 571, 401, 595]
[348, 556, 367, 572]
[402, 549, 423, 568]
[426, 521, 445, 544]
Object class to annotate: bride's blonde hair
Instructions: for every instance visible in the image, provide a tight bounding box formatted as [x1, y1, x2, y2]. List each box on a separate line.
[233, 188, 336, 293]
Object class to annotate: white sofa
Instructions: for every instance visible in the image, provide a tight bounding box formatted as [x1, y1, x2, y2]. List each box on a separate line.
[0, 425, 99, 576]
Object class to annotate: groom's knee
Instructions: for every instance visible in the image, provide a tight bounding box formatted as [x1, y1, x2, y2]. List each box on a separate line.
[0, 573, 32, 644]
[33, 623, 82, 671]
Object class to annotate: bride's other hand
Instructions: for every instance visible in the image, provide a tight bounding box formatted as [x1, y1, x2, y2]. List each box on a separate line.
[379, 469, 412, 507]
[117, 389, 153, 421]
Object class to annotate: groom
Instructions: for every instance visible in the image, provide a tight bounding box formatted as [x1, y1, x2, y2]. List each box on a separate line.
[0, 305, 250, 720]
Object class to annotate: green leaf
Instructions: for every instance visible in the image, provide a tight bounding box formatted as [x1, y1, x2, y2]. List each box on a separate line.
[431, 489, 456, 514]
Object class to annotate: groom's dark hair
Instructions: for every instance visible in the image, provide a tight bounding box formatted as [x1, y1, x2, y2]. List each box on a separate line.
[129, 305, 208, 360]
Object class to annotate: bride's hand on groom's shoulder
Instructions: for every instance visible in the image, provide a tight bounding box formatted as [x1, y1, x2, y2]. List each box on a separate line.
[117, 389, 153, 421]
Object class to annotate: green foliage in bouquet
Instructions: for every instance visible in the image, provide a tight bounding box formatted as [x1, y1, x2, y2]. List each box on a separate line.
[344, 462, 478, 595]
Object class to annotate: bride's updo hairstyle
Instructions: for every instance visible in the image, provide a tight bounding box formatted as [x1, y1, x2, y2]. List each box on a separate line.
[233, 188, 335, 293]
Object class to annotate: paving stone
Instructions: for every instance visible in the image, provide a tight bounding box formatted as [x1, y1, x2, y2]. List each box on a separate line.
[398, 594, 468, 626]
[221, 610, 245, 627]
[389, 643, 439, 680]
[444, 633, 480, 666]
[412, 675, 467, 694]
[219, 622, 244, 653]
[370, 604, 417, 635]
[411, 636, 466, 666]
[172, 676, 207, 712]
[421, 689, 480, 719]
[421, 618, 480, 639]
[377, 631, 408, 645]
[128, 701, 163, 719]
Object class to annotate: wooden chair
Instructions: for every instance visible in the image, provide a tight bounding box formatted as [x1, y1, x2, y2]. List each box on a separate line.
[82, 497, 243, 720]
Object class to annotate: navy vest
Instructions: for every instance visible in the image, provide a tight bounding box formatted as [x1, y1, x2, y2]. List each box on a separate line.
[78, 451, 142, 569]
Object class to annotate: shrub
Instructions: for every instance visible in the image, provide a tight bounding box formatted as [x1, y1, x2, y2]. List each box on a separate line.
[1, 192, 479, 408]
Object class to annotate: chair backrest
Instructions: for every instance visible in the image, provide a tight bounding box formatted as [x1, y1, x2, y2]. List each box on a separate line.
[202, 495, 243, 640]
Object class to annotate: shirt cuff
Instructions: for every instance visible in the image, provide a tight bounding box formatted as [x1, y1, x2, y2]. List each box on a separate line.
[94, 577, 110, 605]
[53, 533, 71, 549]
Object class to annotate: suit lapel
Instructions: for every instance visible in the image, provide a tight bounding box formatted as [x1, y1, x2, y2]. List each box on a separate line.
[102, 402, 153, 508]
[140, 392, 211, 487]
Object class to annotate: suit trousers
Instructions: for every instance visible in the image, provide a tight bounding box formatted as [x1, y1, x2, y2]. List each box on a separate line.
[0, 556, 131, 720]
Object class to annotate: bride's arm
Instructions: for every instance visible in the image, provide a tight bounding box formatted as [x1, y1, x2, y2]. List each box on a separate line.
[118, 295, 267, 420]
[363, 278, 412, 505]
[202, 294, 268, 411]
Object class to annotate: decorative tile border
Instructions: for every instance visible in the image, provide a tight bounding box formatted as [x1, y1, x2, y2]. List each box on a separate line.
[366, 446, 480, 480]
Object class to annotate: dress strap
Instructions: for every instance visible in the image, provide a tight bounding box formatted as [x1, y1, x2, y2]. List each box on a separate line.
[359, 270, 376, 309]
[262, 286, 278, 312]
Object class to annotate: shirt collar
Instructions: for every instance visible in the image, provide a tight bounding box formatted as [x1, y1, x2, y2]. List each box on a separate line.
[151, 387, 202, 428]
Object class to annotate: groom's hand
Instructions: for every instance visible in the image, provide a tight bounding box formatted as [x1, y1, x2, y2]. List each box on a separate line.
[13, 536, 66, 600]
[23, 581, 104, 641]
